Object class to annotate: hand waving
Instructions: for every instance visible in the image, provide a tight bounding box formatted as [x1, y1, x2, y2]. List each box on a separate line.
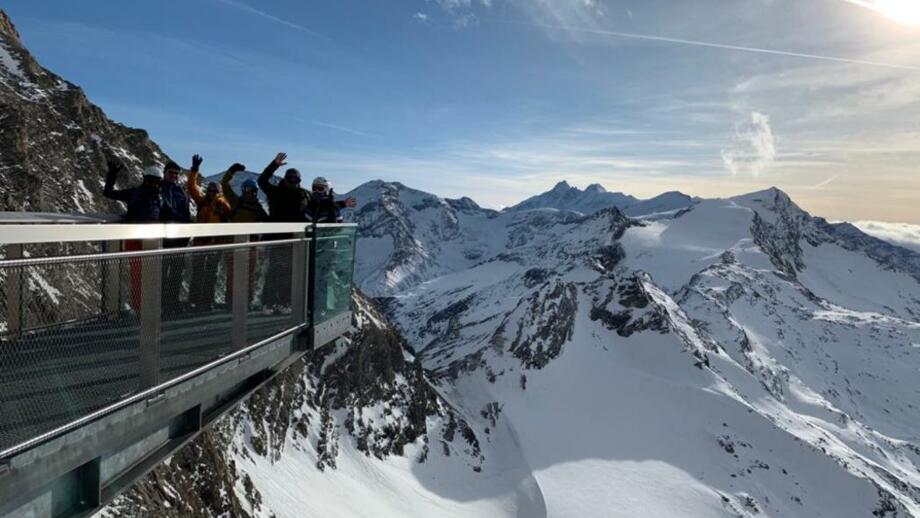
[344, 196, 357, 208]
[106, 159, 124, 177]
[191, 154, 204, 172]
[229, 163, 246, 173]
[273, 153, 288, 166]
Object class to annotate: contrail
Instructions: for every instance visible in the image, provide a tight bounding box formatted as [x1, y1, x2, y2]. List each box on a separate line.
[214, 0, 330, 41]
[518, 22, 920, 71]
[291, 118, 379, 139]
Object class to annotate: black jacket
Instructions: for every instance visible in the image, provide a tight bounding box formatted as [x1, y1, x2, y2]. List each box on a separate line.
[257, 161, 310, 222]
[304, 190, 346, 223]
[104, 171, 162, 223]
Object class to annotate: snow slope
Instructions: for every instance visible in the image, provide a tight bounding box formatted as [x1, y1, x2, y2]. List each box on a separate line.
[378, 187, 920, 517]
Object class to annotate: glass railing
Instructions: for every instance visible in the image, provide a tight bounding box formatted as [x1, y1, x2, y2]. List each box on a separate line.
[311, 225, 356, 327]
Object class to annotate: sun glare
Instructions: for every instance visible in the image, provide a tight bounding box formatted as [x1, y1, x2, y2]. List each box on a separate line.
[875, 0, 920, 26]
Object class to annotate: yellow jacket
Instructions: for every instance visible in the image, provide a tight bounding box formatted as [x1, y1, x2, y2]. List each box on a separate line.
[187, 170, 231, 224]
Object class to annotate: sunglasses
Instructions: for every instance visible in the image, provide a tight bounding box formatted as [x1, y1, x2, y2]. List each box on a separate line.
[284, 176, 301, 184]
[165, 169, 180, 176]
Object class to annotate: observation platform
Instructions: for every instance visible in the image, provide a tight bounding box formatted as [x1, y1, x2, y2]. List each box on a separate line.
[0, 220, 357, 518]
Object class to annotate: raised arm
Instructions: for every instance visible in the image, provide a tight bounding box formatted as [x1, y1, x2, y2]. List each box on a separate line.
[221, 163, 246, 207]
[258, 153, 287, 195]
[187, 154, 205, 205]
[102, 159, 133, 203]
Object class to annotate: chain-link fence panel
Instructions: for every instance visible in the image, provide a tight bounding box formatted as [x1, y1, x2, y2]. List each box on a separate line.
[0, 253, 140, 454]
[247, 240, 300, 344]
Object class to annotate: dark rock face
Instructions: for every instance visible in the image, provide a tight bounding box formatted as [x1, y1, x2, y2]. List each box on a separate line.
[506, 281, 578, 369]
[0, 9, 169, 214]
[96, 427, 263, 518]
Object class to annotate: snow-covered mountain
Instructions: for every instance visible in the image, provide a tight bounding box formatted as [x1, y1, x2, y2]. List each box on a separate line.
[371, 186, 920, 517]
[506, 181, 639, 215]
[345, 180, 696, 297]
[504, 180, 695, 219]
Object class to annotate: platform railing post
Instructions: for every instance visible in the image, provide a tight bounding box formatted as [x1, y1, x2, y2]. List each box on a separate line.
[102, 240, 122, 317]
[138, 239, 162, 389]
[291, 232, 307, 326]
[231, 235, 249, 350]
[5, 243, 23, 336]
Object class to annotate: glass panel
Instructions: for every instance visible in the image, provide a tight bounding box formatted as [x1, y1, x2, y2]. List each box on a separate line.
[312, 226, 356, 326]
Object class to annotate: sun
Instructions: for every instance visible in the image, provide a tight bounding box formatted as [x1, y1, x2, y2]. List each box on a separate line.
[875, 0, 920, 26]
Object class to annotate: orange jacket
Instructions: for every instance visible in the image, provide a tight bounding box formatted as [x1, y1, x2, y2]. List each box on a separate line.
[187, 170, 231, 224]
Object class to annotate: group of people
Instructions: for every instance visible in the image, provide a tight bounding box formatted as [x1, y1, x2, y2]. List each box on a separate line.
[103, 153, 357, 312]
[103, 152, 356, 226]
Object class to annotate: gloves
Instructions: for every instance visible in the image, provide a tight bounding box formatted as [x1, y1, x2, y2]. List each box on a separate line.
[191, 154, 204, 172]
[229, 163, 246, 173]
[106, 159, 123, 179]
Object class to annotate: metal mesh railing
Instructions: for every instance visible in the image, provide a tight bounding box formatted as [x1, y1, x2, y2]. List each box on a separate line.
[0, 237, 308, 454]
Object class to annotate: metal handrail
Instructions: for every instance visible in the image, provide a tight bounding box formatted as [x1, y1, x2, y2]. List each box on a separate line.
[0, 222, 309, 245]
[0, 237, 307, 268]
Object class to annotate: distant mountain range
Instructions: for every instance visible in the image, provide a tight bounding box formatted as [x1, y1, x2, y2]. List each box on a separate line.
[504, 180, 696, 219]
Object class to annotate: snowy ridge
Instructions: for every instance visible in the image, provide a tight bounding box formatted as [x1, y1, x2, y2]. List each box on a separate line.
[505, 180, 695, 219]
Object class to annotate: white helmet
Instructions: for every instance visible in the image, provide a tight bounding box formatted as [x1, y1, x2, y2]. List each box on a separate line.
[143, 165, 164, 179]
[313, 176, 329, 187]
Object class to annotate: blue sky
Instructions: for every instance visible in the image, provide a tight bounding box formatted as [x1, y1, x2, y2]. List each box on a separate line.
[4, 0, 920, 221]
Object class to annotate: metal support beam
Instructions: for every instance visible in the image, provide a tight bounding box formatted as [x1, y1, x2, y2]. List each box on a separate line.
[5, 244, 22, 336]
[231, 235, 249, 350]
[139, 239, 162, 390]
[102, 240, 122, 316]
[291, 233, 307, 326]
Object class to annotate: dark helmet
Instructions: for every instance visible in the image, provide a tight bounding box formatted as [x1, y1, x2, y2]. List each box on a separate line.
[283, 168, 301, 184]
[242, 179, 258, 191]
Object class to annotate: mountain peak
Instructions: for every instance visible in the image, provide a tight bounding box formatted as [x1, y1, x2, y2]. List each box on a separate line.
[585, 183, 607, 193]
[552, 180, 572, 191]
[0, 10, 21, 44]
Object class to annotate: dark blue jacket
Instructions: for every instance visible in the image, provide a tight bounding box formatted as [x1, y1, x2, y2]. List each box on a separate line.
[104, 176, 190, 224]
[159, 181, 191, 223]
[104, 182, 162, 223]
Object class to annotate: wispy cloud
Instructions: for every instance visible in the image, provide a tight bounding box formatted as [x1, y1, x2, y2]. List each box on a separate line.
[514, 22, 920, 71]
[213, 0, 330, 40]
[721, 112, 776, 177]
[809, 176, 838, 190]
